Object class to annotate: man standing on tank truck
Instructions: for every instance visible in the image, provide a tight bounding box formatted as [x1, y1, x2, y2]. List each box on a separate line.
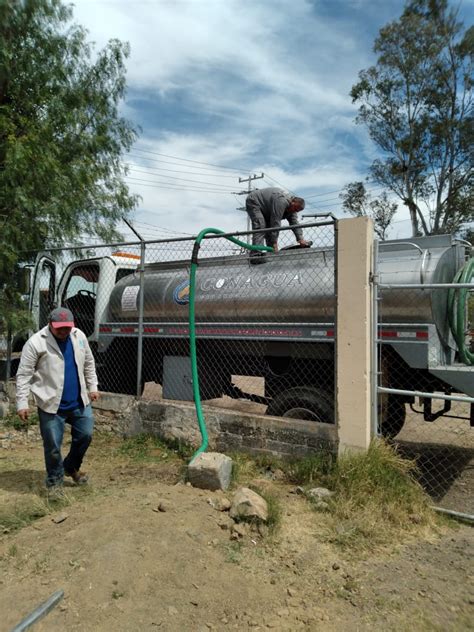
[16, 307, 99, 499]
[245, 187, 310, 261]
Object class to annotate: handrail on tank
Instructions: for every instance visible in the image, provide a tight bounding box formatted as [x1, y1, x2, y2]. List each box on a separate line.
[301, 212, 338, 221]
[420, 248, 430, 285]
[454, 238, 473, 252]
[379, 241, 424, 255]
[378, 241, 431, 284]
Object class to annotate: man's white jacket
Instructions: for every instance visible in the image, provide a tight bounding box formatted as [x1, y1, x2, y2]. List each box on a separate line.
[16, 326, 98, 413]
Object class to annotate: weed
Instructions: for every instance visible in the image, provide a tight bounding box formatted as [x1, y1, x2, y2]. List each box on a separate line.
[248, 485, 282, 536]
[117, 434, 190, 462]
[229, 453, 253, 485]
[253, 453, 285, 471]
[8, 544, 18, 557]
[230, 448, 335, 488]
[262, 494, 282, 536]
[235, 439, 434, 551]
[112, 590, 124, 599]
[164, 437, 194, 460]
[285, 450, 335, 485]
[34, 553, 51, 574]
[325, 439, 434, 550]
[2, 411, 39, 431]
[225, 541, 243, 564]
[0, 498, 49, 533]
[229, 452, 285, 487]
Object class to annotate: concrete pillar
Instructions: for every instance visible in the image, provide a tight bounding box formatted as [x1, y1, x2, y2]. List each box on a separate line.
[336, 216, 374, 454]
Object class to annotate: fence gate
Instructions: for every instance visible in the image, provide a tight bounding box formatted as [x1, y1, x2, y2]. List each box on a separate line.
[372, 236, 474, 515]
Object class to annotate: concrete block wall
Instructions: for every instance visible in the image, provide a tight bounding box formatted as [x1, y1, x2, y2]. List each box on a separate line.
[92, 392, 338, 458]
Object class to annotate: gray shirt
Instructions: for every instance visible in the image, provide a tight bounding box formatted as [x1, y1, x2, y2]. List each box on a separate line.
[246, 187, 303, 244]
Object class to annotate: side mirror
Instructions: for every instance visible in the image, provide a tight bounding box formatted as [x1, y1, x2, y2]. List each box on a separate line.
[16, 266, 31, 295]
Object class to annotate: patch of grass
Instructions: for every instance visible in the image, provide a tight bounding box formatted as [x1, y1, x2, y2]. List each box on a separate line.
[8, 544, 18, 557]
[284, 450, 335, 485]
[249, 484, 282, 536]
[116, 433, 189, 462]
[230, 448, 337, 488]
[229, 452, 286, 487]
[233, 439, 435, 551]
[164, 437, 195, 460]
[252, 453, 284, 471]
[0, 498, 49, 534]
[0, 487, 84, 536]
[2, 411, 39, 431]
[229, 452, 259, 485]
[224, 541, 243, 564]
[261, 492, 282, 536]
[324, 439, 434, 549]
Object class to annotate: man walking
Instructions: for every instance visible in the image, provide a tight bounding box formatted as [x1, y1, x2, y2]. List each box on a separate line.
[245, 187, 310, 254]
[16, 307, 99, 497]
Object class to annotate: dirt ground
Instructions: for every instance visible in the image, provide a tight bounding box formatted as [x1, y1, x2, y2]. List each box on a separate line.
[143, 379, 474, 515]
[0, 427, 473, 632]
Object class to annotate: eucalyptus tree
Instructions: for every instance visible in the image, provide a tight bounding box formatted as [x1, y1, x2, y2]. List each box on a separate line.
[351, 0, 473, 237]
[0, 0, 138, 340]
[339, 181, 398, 240]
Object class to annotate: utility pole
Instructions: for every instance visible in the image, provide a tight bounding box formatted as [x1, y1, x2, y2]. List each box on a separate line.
[237, 173, 264, 243]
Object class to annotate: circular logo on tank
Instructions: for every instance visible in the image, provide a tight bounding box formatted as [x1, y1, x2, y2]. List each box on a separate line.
[173, 280, 190, 305]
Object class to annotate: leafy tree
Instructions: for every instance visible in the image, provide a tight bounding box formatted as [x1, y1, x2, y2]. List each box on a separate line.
[0, 0, 138, 346]
[340, 181, 398, 240]
[351, 0, 473, 237]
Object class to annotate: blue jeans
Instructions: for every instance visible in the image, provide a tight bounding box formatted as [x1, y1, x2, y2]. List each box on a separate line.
[38, 405, 94, 488]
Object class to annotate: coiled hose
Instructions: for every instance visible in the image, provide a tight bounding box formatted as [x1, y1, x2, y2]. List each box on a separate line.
[188, 228, 273, 463]
[448, 257, 474, 366]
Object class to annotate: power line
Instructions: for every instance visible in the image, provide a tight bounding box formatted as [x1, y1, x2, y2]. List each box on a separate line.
[131, 147, 251, 173]
[126, 169, 238, 189]
[124, 162, 236, 179]
[132, 221, 195, 236]
[264, 174, 297, 194]
[125, 177, 238, 194]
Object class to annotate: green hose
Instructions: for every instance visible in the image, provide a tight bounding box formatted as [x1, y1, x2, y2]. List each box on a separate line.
[188, 228, 273, 463]
[448, 257, 474, 366]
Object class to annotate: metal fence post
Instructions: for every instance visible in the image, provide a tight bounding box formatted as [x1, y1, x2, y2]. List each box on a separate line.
[371, 239, 379, 437]
[122, 218, 145, 398]
[136, 240, 145, 398]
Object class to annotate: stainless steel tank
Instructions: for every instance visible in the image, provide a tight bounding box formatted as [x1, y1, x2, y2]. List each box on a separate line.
[106, 234, 466, 346]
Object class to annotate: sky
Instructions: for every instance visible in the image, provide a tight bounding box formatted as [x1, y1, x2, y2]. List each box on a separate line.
[71, 0, 473, 244]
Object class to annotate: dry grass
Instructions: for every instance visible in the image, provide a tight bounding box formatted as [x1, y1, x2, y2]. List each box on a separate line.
[325, 440, 436, 549]
[231, 439, 437, 550]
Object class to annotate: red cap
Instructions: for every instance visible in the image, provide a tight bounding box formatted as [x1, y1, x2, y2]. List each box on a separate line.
[49, 307, 74, 329]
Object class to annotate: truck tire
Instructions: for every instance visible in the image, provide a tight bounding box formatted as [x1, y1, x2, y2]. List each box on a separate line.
[379, 395, 406, 439]
[266, 387, 406, 438]
[266, 387, 334, 425]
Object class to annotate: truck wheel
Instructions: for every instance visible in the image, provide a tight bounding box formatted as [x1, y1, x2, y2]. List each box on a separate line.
[379, 395, 406, 439]
[266, 387, 334, 425]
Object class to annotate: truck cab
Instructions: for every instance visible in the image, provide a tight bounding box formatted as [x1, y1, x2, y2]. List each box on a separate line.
[29, 251, 140, 345]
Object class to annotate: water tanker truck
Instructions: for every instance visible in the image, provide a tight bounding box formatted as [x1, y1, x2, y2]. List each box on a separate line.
[28, 233, 473, 438]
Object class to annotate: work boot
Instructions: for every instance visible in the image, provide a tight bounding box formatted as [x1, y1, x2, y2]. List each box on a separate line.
[47, 485, 65, 501]
[65, 470, 89, 485]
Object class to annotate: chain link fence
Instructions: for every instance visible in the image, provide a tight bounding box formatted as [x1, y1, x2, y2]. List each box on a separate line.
[10, 222, 474, 513]
[20, 220, 337, 429]
[373, 236, 474, 514]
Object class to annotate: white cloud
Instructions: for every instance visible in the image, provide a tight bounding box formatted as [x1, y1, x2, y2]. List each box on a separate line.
[71, 0, 472, 240]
